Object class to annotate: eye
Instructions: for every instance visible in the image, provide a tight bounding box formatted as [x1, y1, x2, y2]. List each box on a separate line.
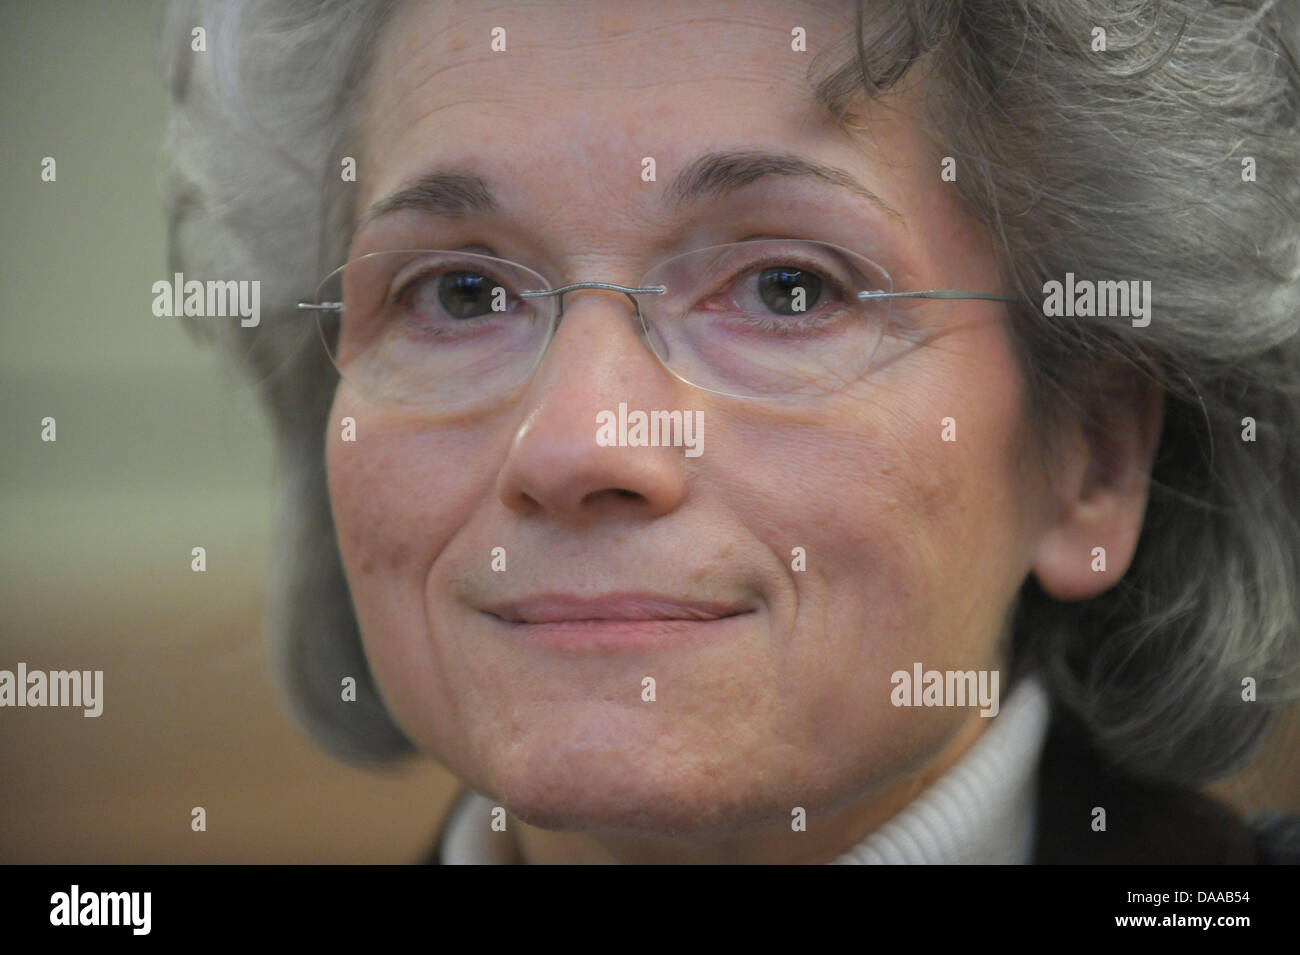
[429, 270, 499, 319]
[722, 254, 851, 327]
[390, 263, 520, 328]
[755, 266, 825, 316]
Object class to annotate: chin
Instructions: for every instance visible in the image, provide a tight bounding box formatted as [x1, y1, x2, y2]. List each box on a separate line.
[468, 717, 787, 835]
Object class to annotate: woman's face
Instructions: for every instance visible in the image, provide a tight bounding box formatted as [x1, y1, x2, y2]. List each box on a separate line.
[328, 0, 1064, 855]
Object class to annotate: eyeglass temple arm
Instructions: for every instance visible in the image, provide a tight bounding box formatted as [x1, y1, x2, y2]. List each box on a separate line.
[857, 290, 1028, 303]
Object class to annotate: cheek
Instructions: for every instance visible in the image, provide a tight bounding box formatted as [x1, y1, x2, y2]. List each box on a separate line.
[712, 320, 1031, 754]
[324, 394, 508, 758]
[855, 333, 1031, 638]
[326, 421, 421, 583]
[325, 396, 488, 582]
[726, 339, 1027, 619]
[324, 397, 484, 666]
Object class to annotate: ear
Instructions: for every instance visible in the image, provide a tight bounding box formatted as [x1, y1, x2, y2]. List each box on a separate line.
[1030, 371, 1165, 601]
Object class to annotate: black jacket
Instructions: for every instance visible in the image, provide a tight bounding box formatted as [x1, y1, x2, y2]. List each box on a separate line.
[423, 704, 1297, 864]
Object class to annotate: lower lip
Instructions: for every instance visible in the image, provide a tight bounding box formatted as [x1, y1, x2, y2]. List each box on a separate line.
[488, 613, 753, 652]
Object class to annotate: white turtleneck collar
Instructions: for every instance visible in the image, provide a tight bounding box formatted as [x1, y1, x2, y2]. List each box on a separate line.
[440, 673, 1051, 864]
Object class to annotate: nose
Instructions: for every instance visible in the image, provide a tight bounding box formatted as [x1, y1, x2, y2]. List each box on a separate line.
[495, 287, 691, 520]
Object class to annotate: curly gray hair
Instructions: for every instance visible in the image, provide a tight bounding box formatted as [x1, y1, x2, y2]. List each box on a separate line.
[160, 0, 1300, 785]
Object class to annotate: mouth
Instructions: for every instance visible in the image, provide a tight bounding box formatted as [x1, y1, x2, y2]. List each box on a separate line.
[480, 592, 754, 651]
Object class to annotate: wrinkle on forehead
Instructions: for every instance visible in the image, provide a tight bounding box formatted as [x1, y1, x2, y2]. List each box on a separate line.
[379, 4, 803, 90]
[358, 0, 859, 175]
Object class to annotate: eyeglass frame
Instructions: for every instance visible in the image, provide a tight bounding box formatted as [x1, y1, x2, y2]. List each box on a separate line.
[295, 242, 1030, 402]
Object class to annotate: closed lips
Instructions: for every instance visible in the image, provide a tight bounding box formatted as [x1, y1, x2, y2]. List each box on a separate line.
[484, 593, 751, 623]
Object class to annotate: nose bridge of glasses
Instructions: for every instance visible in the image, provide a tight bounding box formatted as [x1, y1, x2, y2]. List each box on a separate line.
[520, 281, 666, 320]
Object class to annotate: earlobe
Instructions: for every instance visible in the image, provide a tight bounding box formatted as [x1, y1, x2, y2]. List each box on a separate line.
[1031, 377, 1165, 602]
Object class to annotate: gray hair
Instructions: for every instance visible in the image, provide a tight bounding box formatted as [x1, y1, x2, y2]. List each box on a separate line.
[160, 0, 1300, 785]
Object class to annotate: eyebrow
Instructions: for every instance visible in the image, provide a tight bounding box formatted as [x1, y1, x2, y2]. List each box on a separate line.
[666, 150, 904, 221]
[352, 148, 904, 242]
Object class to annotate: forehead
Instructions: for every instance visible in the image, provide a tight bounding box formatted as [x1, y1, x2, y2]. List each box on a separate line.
[357, 0, 864, 220]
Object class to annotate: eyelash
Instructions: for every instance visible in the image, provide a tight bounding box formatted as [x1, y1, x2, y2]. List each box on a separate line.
[390, 264, 510, 307]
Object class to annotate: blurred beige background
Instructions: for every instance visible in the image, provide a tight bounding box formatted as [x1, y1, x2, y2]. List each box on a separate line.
[0, 0, 457, 863]
[0, 0, 1293, 864]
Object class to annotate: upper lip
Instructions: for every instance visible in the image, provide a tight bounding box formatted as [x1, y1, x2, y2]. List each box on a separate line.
[484, 592, 751, 623]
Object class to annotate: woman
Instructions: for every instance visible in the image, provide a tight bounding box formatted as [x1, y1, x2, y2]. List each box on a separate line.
[160, 0, 1300, 863]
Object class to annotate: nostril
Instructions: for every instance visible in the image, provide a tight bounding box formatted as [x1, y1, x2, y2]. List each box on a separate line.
[580, 488, 643, 506]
